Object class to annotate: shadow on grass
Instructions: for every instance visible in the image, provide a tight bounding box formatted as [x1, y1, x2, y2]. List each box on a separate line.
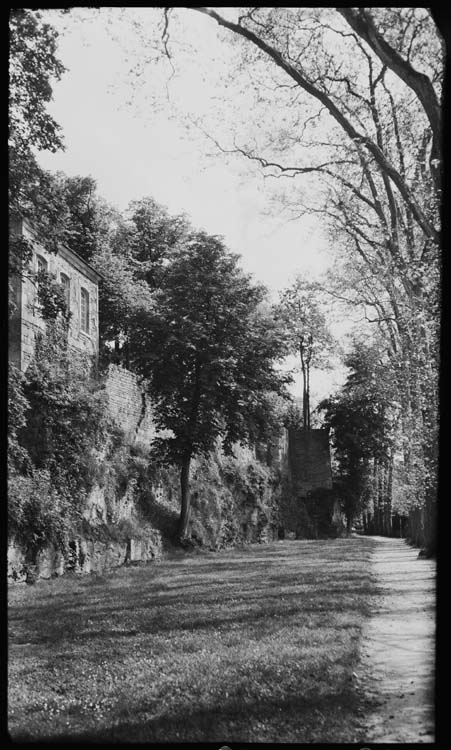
[19, 686, 359, 743]
[10, 541, 375, 612]
[9, 538, 378, 743]
[9, 578, 373, 647]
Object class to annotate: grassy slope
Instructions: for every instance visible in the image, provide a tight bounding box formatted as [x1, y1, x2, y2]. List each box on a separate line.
[8, 537, 376, 743]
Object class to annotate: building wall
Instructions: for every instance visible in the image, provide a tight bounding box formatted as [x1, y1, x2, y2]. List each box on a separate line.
[288, 428, 332, 498]
[102, 364, 161, 447]
[9, 220, 99, 371]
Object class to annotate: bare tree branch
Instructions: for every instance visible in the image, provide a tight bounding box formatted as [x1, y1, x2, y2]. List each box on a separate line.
[184, 6, 439, 242]
[337, 7, 442, 190]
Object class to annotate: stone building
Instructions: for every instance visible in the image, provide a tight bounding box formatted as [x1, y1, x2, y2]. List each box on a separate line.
[9, 217, 101, 371]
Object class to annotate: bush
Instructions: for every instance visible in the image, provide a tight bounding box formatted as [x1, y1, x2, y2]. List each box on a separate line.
[21, 328, 113, 491]
[8, 324, 115, 559]
[185, 449, 280, 549]
[8, 470, 74, 561]
[8, 363, 31, 473]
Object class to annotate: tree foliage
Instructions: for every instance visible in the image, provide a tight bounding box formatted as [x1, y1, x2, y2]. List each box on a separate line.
[158, 6, 440, 550]
[128, 231, 291, 537]
[319, 340, 397, 531]
[9, 9, 65, 237]
[9, 9, 64, 155]
[276, 278, 335, 428]
[9, 322, 115, 563]
[124, 197, 191, 287]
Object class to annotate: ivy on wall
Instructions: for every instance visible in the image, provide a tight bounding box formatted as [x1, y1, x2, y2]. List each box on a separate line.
[8, 320, 115, 567]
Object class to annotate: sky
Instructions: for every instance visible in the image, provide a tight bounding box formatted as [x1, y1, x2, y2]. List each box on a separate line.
[35, 7, 348, 401]
[36, 8, 333, 296]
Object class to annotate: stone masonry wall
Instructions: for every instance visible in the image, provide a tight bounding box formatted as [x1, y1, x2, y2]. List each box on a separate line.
[102, 364, 158, 447]
[278, 429, 333, 537]
[10, 219, 99, 371]
[8, 364, 164, 583]
[288, 428, 332, 498]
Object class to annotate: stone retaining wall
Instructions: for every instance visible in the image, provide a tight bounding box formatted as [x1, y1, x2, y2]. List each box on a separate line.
[8, 534, 162, 584]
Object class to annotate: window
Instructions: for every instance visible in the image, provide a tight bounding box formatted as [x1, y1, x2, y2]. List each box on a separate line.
[60, 273, 71, 311]
[36, 255, 48, 274]
[34, 255, 48, 312]
[80, 287, 89, 333]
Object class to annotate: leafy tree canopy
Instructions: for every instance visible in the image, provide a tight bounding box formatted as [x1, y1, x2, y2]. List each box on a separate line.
[127, 230, 291, 537]
[9, 8, 65, 158]
[9, 8, 67, 273]
[124, 197, 192, 287]
[130, 231, 291, 460]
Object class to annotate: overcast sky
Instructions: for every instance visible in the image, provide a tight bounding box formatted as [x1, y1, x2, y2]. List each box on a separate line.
[36, 8, 334, 296]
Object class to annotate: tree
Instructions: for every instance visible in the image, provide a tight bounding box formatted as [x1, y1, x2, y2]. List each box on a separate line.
[9, 9, 66, 235]
[97, 5, 441, 553]
[9, 9, 64, 154]
[319, 340, 396, 534]
[180, 8, 440, 239]
[276, 279, 335, 429]
[9, 7, 70, 321]
[162, 7, 440, 552]
[48, 173, 113, 263]
[90, 195, 192, 362]
[128, 231, 291, 539]
[125, 197, 192, 287]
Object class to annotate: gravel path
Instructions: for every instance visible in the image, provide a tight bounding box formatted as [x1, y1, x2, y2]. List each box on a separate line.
[358, 536, 436, 743]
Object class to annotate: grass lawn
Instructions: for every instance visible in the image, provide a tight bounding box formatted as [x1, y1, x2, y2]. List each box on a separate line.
[8, 537, 377, 743]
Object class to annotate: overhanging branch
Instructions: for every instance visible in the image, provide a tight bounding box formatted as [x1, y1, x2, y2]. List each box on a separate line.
[337, 9, 441, 161]
[184, 6, 439, 243]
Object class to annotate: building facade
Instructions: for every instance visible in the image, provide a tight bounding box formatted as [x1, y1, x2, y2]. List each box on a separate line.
[9, 218, 101, 371]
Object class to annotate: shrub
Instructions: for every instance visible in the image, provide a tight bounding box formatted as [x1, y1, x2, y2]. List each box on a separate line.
[8, 363, 31, 473]
[8, 470, 74, 561]
[9, 324, 115, 560]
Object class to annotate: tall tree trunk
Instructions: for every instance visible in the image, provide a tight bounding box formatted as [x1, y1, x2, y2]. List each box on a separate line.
[384, 454, 393, 536]
[178, 452, 192, 539]
[300, 342, 308, 429]
[422, 431, 438, 556]
[371, 457, 378, 533]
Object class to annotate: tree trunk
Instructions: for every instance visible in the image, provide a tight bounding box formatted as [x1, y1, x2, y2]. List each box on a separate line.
[178, 452, 192, 539]
[300, 342, 308, 429]
[384, 455, 393, 536]
[422, 436, 437, 556]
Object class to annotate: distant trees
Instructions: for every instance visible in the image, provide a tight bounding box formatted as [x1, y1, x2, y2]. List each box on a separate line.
[276, 279, 334, 429]
[319, 340, 396, 534]
[128, 232, 291, 538]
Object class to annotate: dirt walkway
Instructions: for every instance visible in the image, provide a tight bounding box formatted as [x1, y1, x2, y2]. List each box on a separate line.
[357, 536, 436, 743]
